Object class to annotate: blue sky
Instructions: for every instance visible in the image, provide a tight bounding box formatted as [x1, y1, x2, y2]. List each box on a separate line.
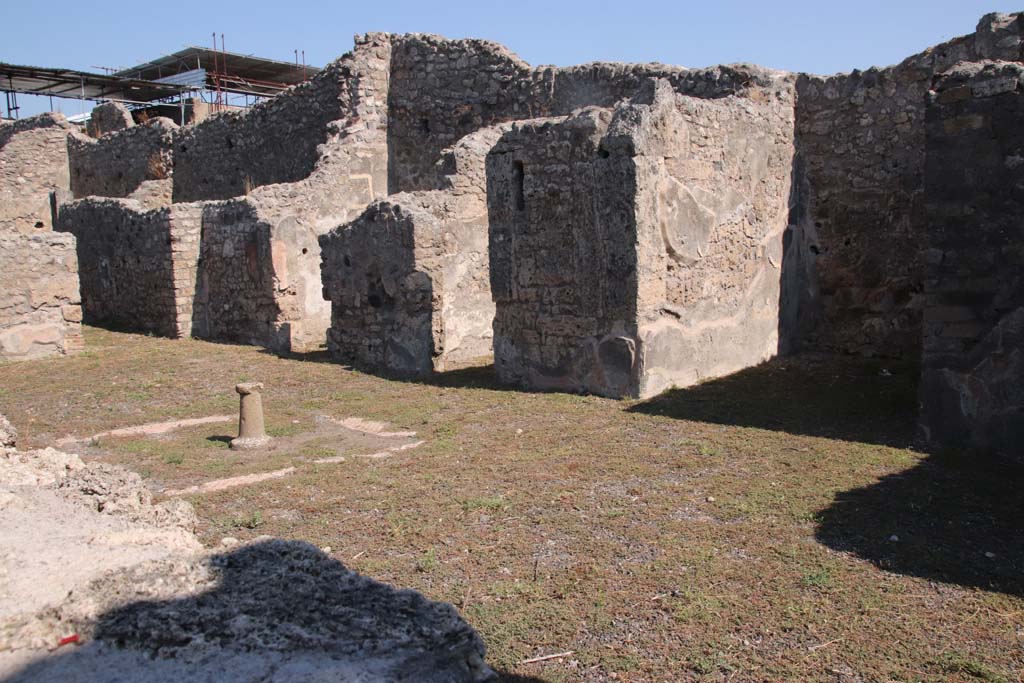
[3, 0, 1015, 117]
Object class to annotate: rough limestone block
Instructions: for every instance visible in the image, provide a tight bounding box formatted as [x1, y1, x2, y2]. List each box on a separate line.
[0, 232, 83, 362]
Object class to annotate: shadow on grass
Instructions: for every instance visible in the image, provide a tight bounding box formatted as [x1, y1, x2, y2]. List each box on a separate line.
[206, 435, 233, 445]
[628, 353, 920, 447]
[263, 345, 515, 392]
[815, 451, 1024, 596]
[6, 540, 506, 682]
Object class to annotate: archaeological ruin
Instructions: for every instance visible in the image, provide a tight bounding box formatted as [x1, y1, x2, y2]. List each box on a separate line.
[1, 12, 1022, 455]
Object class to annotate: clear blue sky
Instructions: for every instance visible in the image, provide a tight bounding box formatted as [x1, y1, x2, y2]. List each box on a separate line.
[3, 0, 1015, 117]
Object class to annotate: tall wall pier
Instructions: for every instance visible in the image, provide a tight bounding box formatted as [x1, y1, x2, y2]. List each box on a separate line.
[487, 78, 795, 398]
[320, 126, 503, 375]
[919, 61, 1024, 456]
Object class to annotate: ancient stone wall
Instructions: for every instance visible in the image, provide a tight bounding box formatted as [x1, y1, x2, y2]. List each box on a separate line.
[918, 61, 1024, 457]
[0, 113, 72, 233]
[86, 102, 135, 138]
[55, 199, 201, 338]
[0, 231, 83, 361]
[321, 125, 503, 375]
[790, 12, 1023, 358]
[386, 33, 785, 194]
[488, 78, 794, 398]
[190, 198, 328, 352]
[68, 118, 177, 206]
[172, 33, 391, 203]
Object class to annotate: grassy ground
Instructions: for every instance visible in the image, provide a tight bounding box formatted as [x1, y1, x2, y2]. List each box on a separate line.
[1, 326, 1021, 682]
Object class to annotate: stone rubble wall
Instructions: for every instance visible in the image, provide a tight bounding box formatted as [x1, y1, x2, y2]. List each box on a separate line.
[488, 108, 624, 394]
[172, 33, 391, 204]
[191, 198, 328, 353]
[488, 77, 794, 398]
[68, 118, 177, 206]
[0, 113, 73, 233]
[0, 231, 83, 361]
[85, 102, 135, 138]
[55, 199, 201, 338]
[187, 117, 390, 353]
[387, 32, 789, 194]
[918, 61, 1024, 457]
[633, 80, 796, 398]
[320, 125, 505, 375]
[790, 12, 1023, 359]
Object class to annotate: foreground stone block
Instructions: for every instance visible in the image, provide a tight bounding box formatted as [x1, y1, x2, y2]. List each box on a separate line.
[0, 113, 72, 234]
[919, 61, 1024, 457]
[488, 80, 795, 398]
[320, 127, 502, 375]
[0, 232, 83, 361]
[56, 199, 201, 338]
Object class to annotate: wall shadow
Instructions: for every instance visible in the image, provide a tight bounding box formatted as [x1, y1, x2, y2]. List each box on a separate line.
[262, 344, 512, 393]
[6, 540, 497, 682]
[815, 451, 1024, 596]
[191, 203, 286, 352]
[628, 353, 919, 448]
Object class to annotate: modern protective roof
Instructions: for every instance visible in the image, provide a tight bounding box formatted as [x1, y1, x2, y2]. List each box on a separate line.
[1, 47, 320, 105]
[114, 47, 320, 98]
[0, 63, 188, 104]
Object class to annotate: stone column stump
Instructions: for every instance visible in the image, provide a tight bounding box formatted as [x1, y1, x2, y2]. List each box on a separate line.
[230, 382, 270, 450]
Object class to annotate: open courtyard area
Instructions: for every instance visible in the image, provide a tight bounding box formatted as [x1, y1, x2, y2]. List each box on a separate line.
[1, 326, 1019, 682]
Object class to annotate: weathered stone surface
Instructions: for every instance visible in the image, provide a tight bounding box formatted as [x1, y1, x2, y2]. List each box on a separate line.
[0, 414, 15, 449]
[69, 117, 177, 205]
[919, 60, 1024, 457]
[85, 102, 135, 138]
[320, 125, 503, 375]
[0, 113, 72, 234]
[387, 33, 789, 194]
[0, 231, 83, 362]
[0, 431, 492, 682]
[488, 77, 795, 398]
[172, 33, 391, 204]
[55, 199, 201, 338]
[789, 12, 1023, 359]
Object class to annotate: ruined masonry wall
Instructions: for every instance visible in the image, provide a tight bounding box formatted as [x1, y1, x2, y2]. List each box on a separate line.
[86, 101, 135, 138]
[488, 108, 635, 395]
[791, 12, 1023, 358]
[634, 82, 796, 398]
[0, 232, 83, 361]
[68, 118, 177, 206]
[919, 61, 1024, 457]
[55, 199, 201, 338]
[0, 113, 72, 233]
[191, 199, 329, 353]
[320, 125, 504, 374]
[172, 33, 391, 203]
[387, 32, 787, 194]
[488, 77, 795, 398]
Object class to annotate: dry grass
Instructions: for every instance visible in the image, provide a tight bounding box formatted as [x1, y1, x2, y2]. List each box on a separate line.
[1, 326, 1021, 682]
